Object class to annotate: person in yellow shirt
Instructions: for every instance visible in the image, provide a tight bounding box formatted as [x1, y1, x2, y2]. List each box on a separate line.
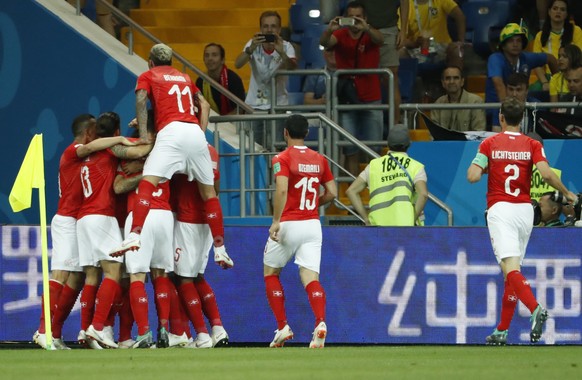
[399, 0, 465, 68]
[532, 0, 582, 91]
[549, 44, 582, 103]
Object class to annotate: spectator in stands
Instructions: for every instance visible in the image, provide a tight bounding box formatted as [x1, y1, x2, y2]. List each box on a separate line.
[302, 48, 336, 105]
[346, 124, 428, 226]
[196, 43, 246, 115]
[431, 65, 486, 132]
[532, 0, 582, 92]
[538, 192, 565, 226]
[67, 0, 115, 37]
[234, 10, 297, 147]
[399, 0, 465, 69]
[485, 23, 558, 130]
[561, 64, 582, 116]
[360, 0, 410, 123]
[320, 1, 384, 176]
[492, 73, 537, 131]
[550, 44, 582, 103]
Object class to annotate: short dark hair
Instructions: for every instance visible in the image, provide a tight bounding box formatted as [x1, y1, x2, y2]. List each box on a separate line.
[284, 114, 309, 139]
[441, 65, 464, 79]
[95, 112, 121, 138]
[506, 73, 529, 88]
[259, 10, 281, 26]
[204, 43, 226, 60]
[500, 97, 525, 126]
[71, 113, 95, 137]
[345, 0, 366, 16]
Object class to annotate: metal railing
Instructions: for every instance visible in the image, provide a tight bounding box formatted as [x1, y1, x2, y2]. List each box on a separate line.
[81, 0, 253, 114]
[210, 112, 454, 225]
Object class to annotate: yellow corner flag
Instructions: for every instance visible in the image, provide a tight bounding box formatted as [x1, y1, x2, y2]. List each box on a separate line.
[9, 134, 45, 212]
[8, 134, 52, 349]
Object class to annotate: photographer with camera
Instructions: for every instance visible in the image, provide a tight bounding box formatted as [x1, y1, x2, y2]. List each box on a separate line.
[320, 1, 384, 176]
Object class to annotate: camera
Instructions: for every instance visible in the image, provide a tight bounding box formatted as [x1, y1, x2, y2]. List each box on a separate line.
[260, 34, 276, 43]
[339, 17, 355, 26]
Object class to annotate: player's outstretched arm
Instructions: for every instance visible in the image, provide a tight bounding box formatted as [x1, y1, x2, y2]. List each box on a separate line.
[536, 161, 577, 202]
[319, 180, 338, 207]
[76, 136, 136, 158]
[113, 173, 142, 195]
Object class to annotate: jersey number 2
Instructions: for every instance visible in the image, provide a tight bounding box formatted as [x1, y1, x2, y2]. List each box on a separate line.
[504, 164, 520, 197]
[295, 177, 319, 210]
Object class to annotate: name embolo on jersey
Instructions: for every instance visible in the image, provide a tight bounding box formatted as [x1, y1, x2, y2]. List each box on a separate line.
[272, 146, 334, 222]
[478, 132, 547, 208]
[136, 66, 200, 132]
[56, 142, 85, 218]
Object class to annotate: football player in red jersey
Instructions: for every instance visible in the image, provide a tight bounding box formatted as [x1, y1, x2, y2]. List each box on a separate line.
[110, 44, 231, 270]
[33, 114, 137, 349]
[172, 144, 231, 348]
[263, 115, 337, 348]
[467, 97, 577, 345]
[78, 112, 152, 349]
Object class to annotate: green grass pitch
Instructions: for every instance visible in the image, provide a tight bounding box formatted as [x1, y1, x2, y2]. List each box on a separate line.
[2, 346, 581, 380]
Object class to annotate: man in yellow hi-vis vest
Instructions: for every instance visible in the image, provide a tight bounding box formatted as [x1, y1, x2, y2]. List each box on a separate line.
[346, 124, 428, 226]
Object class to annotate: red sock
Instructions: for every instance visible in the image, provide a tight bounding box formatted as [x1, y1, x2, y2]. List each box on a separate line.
[130, 281, 150, 336]
[52, 284, 81, 338]
[130, 180, 156, 233]
[80, 284, 98, 331]
[92, 278, 120, 331]
[507, 270, 538, 313]
[264, 275, 287, 330]
[194, 279, 222, 326]
[153, 277, 172, 330]
[497, 279, 518, 331]
[168, 281, 186, 336]
[38, 280, 63, 333]
[204, 197, 224, 246]
[105, 285, 123, 328]
[305, 280, 326, 326]
[118, 288, 134, 342]
[179, 282, 208, 334]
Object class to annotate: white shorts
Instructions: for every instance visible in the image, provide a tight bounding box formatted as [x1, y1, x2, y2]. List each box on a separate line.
[487, 202, 533, 264]
[124, 210, 174, 274]
[173, 221, 212, 278]
[50, 214, 82, 272]
[77, 215, 123, 267]
[143, 121, 213, 185]
[263, 219, 322, 273]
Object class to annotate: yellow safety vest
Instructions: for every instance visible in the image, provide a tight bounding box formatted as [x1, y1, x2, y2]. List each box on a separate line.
[530, 167, 561, 201]
[368, 152, 424, 226]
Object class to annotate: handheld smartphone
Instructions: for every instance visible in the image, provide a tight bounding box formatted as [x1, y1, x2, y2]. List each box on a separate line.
[260, 34, 276, 43]
[339, 17, 355, 26]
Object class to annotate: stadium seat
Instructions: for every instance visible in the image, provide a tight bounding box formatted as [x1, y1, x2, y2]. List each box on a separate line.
[303, 23, 328, 40]
[287, 74, 304, 93]
[287, 92, 305, 105]
[398, 58, 419, 103]
[300, 36, 326, 69]
[462, 0, 511, 60]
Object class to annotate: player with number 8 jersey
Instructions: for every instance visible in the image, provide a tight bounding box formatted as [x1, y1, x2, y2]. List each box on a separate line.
[263, 115, 337, 349]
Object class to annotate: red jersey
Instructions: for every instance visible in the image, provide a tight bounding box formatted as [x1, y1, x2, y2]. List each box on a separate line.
[333, 28, 381, 102]
[272, 146, 334, 222]
[136, 66, 200, 131]
[170, 145, 219, 223]
[56, 142, 84, 218]
[118, 162, 172, 213]
[477, 132, 547, 208]
[77, 149, 119, 219]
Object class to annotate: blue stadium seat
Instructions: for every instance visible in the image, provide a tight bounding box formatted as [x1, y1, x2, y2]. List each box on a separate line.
[300, 36, 326, 69]
[303, 23, 328, 40]
[287, 74, 304, 93]
[398, 58, 419, 103]
[462, 0, 511, 60]
[287, 92, 305, 106]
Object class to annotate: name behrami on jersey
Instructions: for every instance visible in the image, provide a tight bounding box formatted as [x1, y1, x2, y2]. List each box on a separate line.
[272, 146, 334, 222]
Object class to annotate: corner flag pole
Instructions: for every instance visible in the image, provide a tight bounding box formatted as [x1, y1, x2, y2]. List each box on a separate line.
[8, 134, 52, 350]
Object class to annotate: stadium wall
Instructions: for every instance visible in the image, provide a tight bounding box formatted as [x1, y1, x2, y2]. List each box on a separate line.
[1, 225, 580, 345]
